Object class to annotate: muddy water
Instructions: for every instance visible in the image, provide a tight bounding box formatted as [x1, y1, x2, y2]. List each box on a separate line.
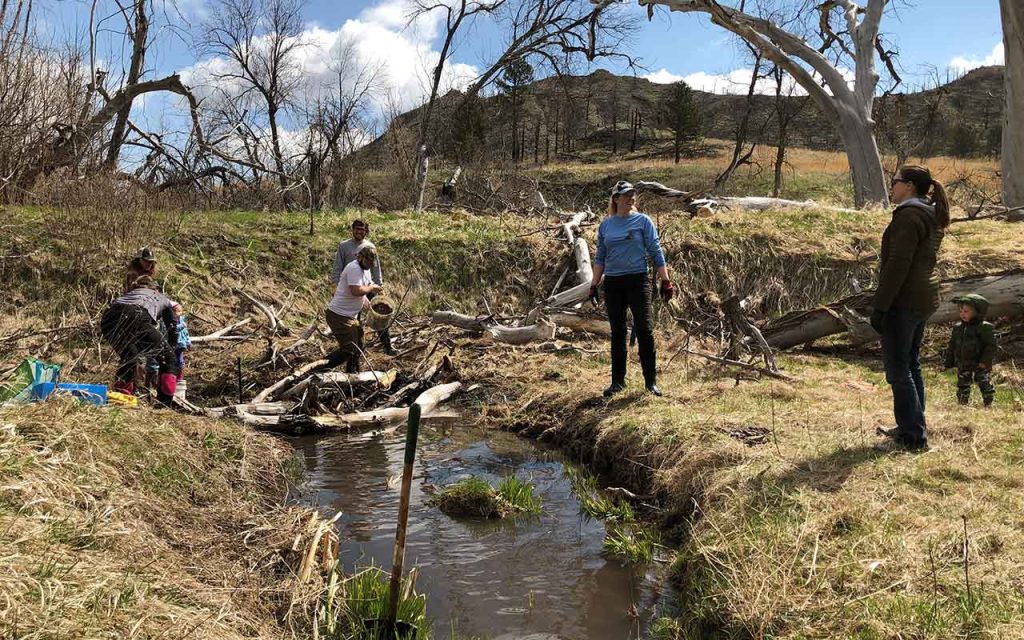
[292, 426, 673, 639]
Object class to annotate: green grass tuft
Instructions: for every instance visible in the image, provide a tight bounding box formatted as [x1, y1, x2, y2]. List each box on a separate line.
[602, 526, 658, 564]
[431, 475, 542, 518]
[496, 475, 542, 514]
[319, 563, 427, 639]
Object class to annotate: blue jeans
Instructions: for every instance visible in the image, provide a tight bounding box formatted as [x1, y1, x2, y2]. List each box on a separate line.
[880, 308, 930, 444]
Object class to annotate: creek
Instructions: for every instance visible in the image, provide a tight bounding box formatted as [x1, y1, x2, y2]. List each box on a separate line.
[291, 424, 674, 639]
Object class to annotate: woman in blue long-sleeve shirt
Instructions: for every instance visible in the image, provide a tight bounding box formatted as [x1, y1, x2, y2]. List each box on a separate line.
[589, 181, 675, 397]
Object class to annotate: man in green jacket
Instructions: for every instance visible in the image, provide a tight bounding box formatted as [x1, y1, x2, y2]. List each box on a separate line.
[945, 294, 997, 406]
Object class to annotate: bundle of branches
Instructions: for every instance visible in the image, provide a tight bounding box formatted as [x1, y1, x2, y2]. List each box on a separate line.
[208, 353, 465, 436]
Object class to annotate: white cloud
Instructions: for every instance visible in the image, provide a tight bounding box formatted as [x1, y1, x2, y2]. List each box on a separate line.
[644, 67, 807, 96]
[644, 63, 862, 98]
[949, 42, 1004, 74]
[181, 0, 479, 117]
[643, 68, 685, 84]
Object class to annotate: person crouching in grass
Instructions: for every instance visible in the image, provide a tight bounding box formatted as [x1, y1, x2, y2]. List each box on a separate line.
[324, 246, 382, 373]
[945, 294, 997, 407]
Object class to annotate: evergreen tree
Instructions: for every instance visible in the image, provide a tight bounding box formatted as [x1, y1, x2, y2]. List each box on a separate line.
[496, 60, 535, 162]
[659, 81, 701, 164]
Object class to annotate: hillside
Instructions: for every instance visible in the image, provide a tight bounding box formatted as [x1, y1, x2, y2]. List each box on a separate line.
[357, 65, 1005, 166]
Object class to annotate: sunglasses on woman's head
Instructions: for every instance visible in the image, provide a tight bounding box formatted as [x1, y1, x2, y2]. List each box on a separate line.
[890, 177, 910, 186]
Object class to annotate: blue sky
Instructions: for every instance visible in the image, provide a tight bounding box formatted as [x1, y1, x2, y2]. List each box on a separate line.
[47, 0, 1005, 98]
[42, 0, 1005, 151]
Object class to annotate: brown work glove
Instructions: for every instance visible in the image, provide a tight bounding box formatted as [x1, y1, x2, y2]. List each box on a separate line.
[659, 280, 675, 303]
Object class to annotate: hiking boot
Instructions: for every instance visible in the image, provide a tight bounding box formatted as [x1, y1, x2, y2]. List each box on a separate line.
[875, 426, 901, 440]
[875, 426, 927, 451]
[603, 382, 626, 397]
[983, 397, 994, 407]
[873, 437, 929, 453]
[645, 384, 663, 397]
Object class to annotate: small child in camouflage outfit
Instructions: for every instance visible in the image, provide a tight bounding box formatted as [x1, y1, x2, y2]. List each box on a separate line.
[945, 293, 997, 406]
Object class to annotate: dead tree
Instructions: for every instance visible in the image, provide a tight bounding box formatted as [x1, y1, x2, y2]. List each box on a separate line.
[200, 0, 305, 192]
[1001, 0, 1023, 207]
[715, 47, 766, 189]
[105, 0, 150, 168]
[769, 66, 809, 197]
[638, 0, 899, 208]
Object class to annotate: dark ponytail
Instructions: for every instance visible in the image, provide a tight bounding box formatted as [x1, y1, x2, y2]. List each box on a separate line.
[899, 165, 950, 229]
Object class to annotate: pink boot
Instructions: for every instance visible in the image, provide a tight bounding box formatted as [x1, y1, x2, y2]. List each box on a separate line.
[157, 373, 177, 406]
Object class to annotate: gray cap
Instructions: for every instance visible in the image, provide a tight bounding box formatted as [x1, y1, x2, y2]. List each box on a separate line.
[611, 180, 635, 196]
[138, 246, 155, 261]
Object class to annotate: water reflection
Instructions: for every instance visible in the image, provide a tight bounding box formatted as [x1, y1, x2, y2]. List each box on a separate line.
[292, 426, 665, 639]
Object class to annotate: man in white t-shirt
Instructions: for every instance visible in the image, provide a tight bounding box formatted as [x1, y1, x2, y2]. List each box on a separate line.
[324, 246, 381, 372]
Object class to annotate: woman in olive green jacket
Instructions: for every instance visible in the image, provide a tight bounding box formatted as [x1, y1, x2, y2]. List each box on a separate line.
[870, 165, 950, 450]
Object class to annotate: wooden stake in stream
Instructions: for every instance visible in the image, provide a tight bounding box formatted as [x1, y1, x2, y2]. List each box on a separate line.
[385, 403, 421, 637]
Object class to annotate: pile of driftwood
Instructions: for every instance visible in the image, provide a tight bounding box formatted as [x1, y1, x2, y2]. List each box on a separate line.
[207, 355, 467, 435]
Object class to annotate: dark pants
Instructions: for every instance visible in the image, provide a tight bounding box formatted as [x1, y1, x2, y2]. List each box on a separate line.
[100, 304, 178, 384]
[604, 272, 656, 386]
[880, 307, 930, 444]
[325, 308, 363, 373]
[957, 369, 995, 405]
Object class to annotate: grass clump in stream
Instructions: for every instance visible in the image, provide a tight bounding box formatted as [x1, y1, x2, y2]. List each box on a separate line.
[432, 475, 541, 518]
[564, 466, 635, 522]
[319, 564, 427, 640]
[603, 526, 659, 564]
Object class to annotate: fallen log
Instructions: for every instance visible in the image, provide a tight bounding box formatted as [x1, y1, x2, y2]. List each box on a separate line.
[718, 197, 863, 214]
[191, 318, 253, 343]
[207, 401, 297, 418]
[763, 270, 1024, 350]
[431, 311, 489, 331]
[252, 358, 329, 404]
[484, 319, 556, 345]
[310, 381, 463, 431]
[431, 311, 556, 346]
[549, 312, 611, 336]
[280, 369, 396, 399]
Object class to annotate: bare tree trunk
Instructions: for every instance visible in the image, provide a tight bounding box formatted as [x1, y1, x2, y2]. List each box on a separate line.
[1002, 0, 1024, 207]
[715, 52, 762, 189]
[772, 136, 786, 198]
[838, 110, 888, 208]
[267, 103, 287, 190]
[106, 0, 149, 168]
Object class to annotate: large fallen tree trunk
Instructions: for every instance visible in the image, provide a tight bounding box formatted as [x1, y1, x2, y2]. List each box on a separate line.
[718, 197, 863, 214]
[431, 311, 555, 345]
[763, 270, 1024, 349]
[548, 312, 611, 336]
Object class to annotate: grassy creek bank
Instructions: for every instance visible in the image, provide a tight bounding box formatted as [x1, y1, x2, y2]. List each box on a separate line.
[0, 401, 331, 639]
[3, 205, 1024, 638]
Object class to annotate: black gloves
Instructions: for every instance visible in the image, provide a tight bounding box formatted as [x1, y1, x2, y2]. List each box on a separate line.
[870, 309, 885, 334]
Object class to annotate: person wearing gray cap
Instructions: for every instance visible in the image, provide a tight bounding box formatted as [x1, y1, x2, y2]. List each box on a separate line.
[589, 181, 675, 397]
